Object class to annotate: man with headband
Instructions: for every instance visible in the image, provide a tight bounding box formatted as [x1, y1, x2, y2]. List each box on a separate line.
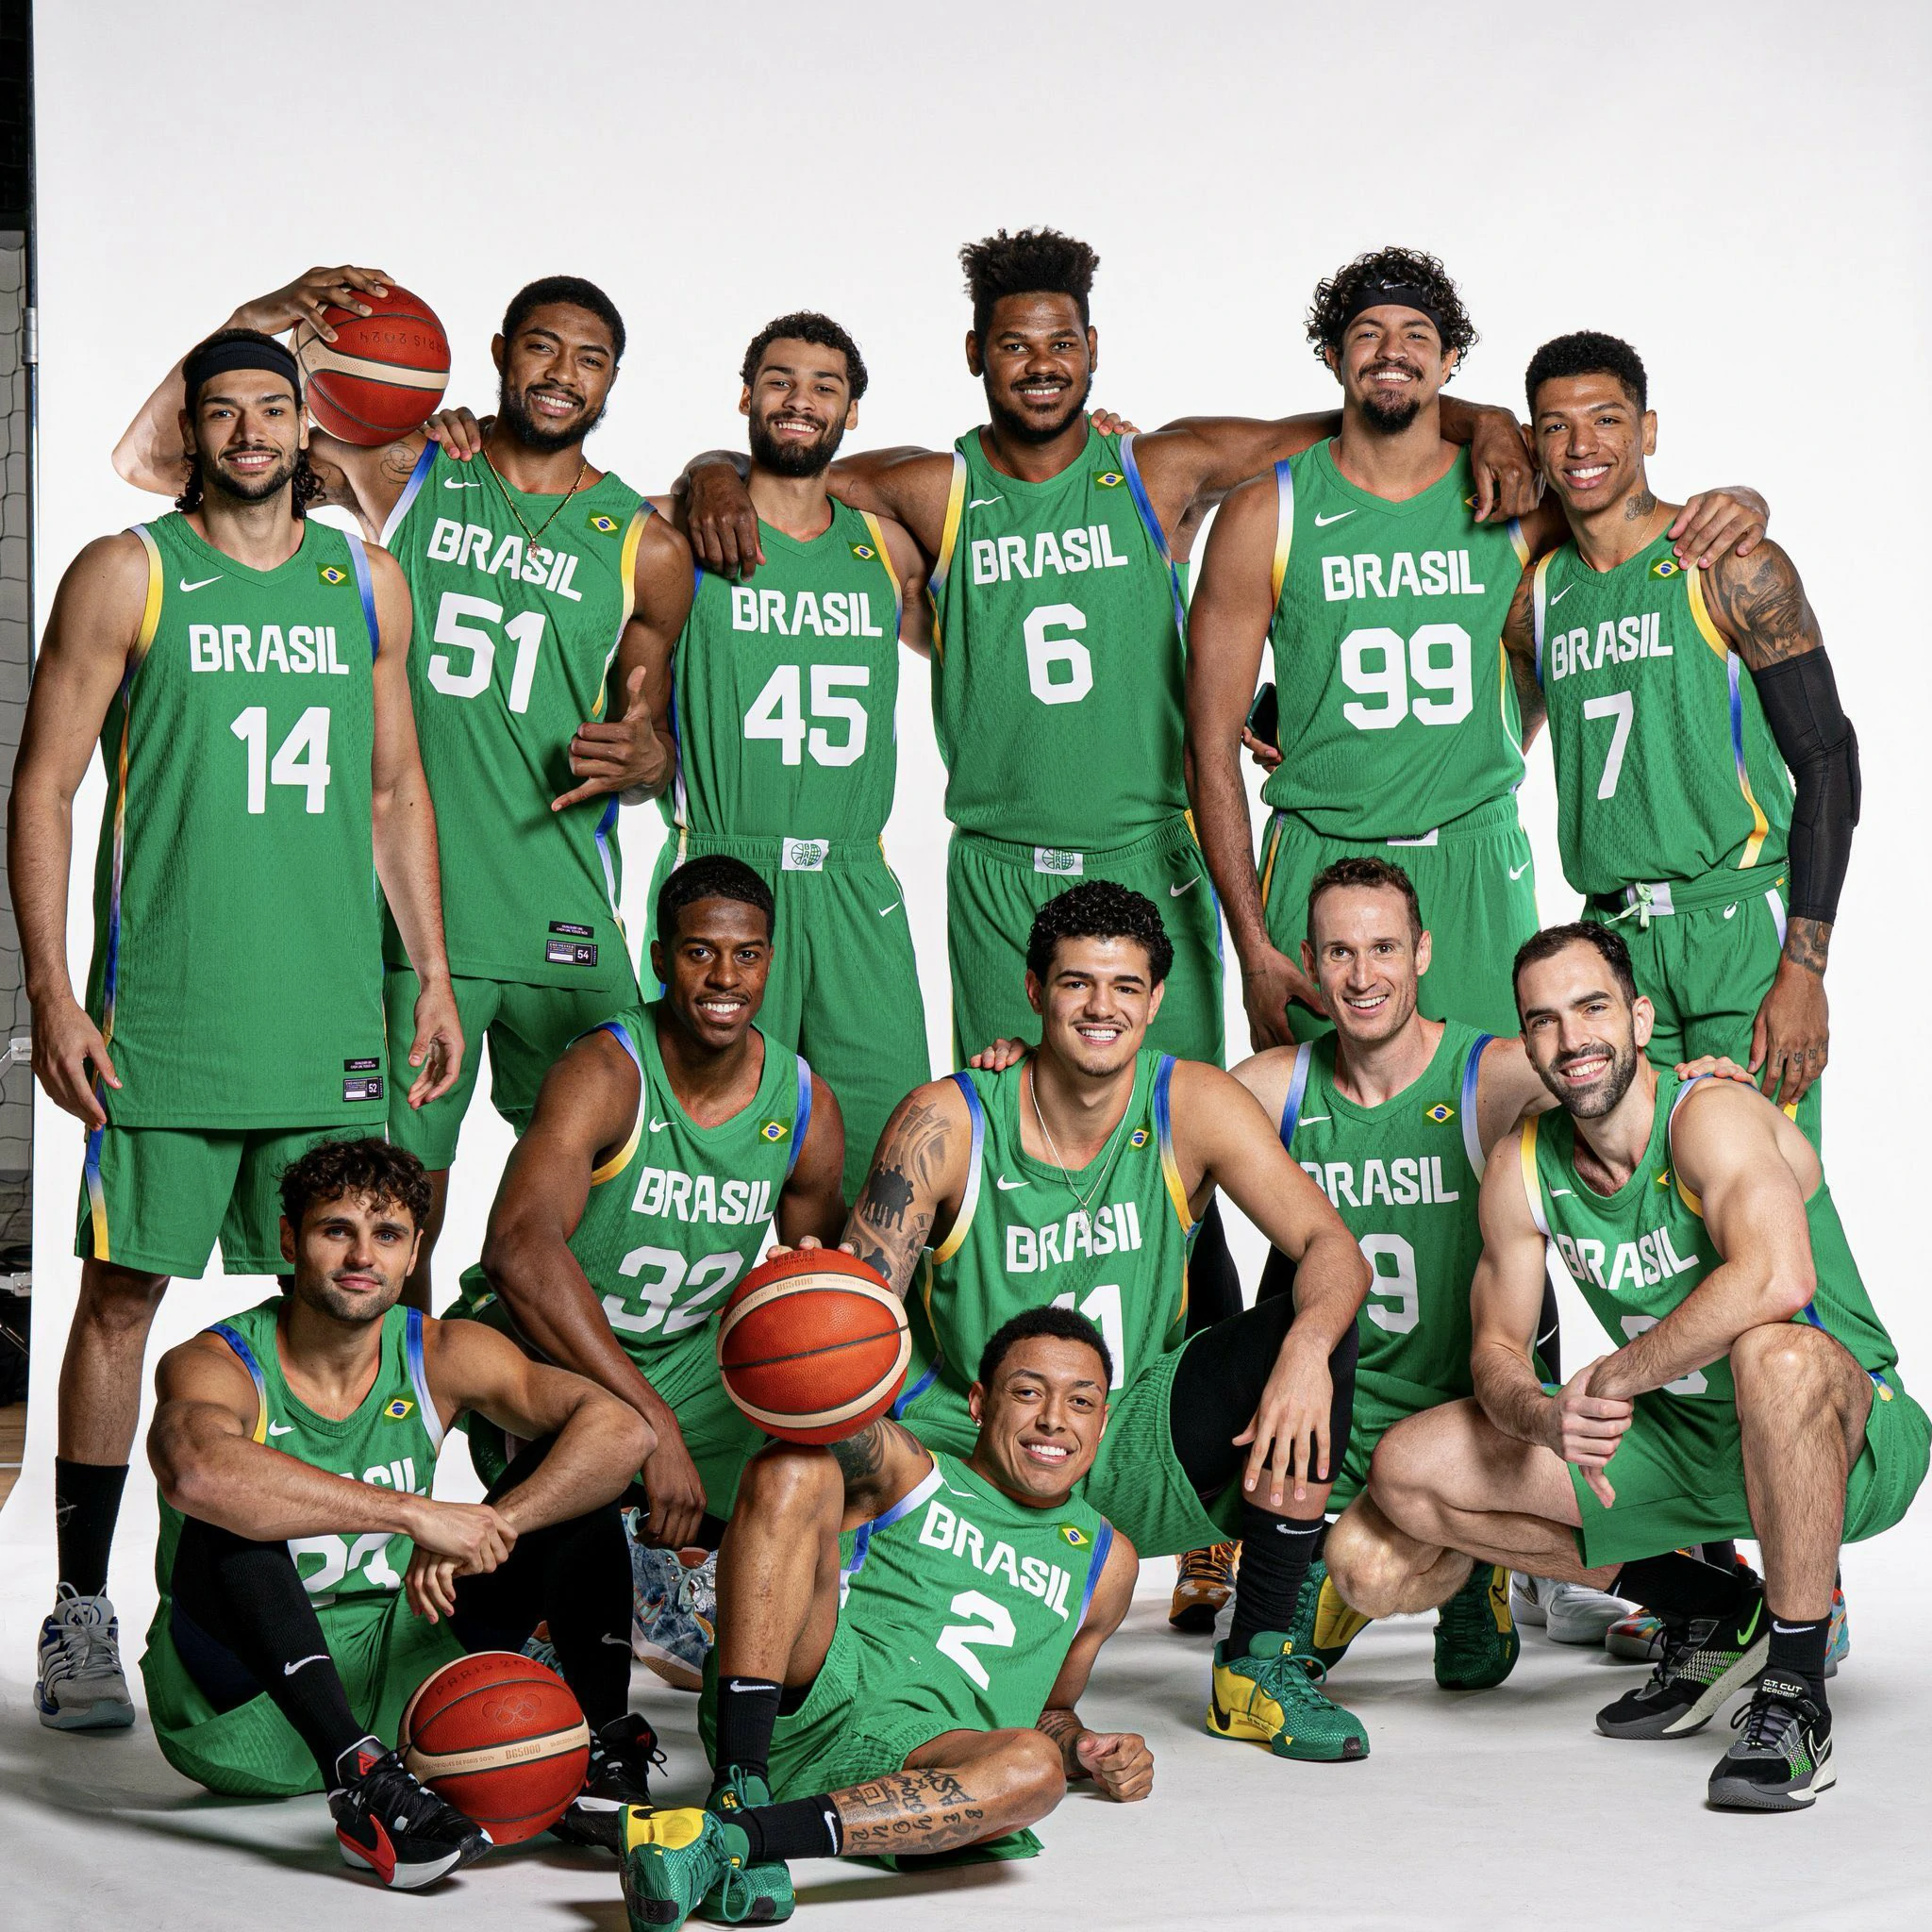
[12, 325, 460, 1732]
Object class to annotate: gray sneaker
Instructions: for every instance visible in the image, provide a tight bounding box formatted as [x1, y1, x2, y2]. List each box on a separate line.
[36, 1585, 136, 1731]
[630, 1542, 715, 1691]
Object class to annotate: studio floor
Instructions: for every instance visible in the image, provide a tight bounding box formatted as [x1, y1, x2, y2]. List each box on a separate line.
[2, 1507, 1928, 1932]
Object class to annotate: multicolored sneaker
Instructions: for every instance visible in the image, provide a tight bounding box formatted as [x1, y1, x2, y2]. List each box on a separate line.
[1286, 1556, 1373, 1672]
[1511, 1574, 1630, 1645]
[1707, 1675, 1834, 1810]
[623, 1807, 742, 1931]
[555, 1713, 666, 1851]
[1169, 1543, 1238, 1634]
[702, 1769, 795, 1923]
[1824, 1583, 1849, 1678]
[329, 1740, 491, 1890]
[1434, 1563, 1519, 1690]
[1206, 1630, 1368, 1761]
[1605, 1609, 1666, 1663]
[633, 1542, 716, 1691]
[1596, 1586, 1768, 1739]
[35, 1585, 137, 1731]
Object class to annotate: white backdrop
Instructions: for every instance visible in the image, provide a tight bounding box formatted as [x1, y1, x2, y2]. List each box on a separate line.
[8, 0, 1929, 1547]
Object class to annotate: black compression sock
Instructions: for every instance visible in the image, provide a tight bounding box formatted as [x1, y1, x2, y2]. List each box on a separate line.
[54, 1458, 128, 1598]
[712, 1675, 783, 1788]
[1766, 1611, 1830, 1707]
[734, 1794, 844, 1862]
[1227, 1504, 1324, 1656]
[1612, 1552, 1756, 1623]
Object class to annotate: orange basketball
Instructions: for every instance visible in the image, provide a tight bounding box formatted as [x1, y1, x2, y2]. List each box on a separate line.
[398, 1651, 588, 1845]
[717, 1249, 909, 1444]
[292, 283, 451, 445]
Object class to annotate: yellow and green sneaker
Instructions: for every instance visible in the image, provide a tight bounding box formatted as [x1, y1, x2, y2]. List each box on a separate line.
[622, 1807, 743, 1932]
[1288, 1556, 1374, 1673]
[1207, 1631, 1368, 1761]
[701, 1771, 795, 1924]
[1434, 1563, 1520, 1690]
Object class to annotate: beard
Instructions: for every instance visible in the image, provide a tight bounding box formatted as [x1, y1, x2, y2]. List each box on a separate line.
[297, 1272, 402, 1326]
[747, 411, 846, 477]
[1359, 386, 1424, 436]
[986, 371, 1091, 446]
[1548, 1035, 1641, 1120]
[207, 447, 297, 504]
[498, 378, 604, 455]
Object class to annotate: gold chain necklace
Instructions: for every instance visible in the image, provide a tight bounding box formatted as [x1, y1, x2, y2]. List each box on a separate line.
[481, 448, 588, 561]
[1027, 1061, 1134, 1214]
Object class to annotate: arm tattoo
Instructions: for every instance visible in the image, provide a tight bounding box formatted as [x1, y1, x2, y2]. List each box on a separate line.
[1501, 573, 1546, 743]
[847, 1097, 953, 1294]
[1702, 542, 1823, 672]
[1784, 914, 1832, 975]
[379, 441, 421, 482]
[834, 1771, 989, 1856]
[1036, 1706, 1088, 1776]
[827, 1420, 890, 1485]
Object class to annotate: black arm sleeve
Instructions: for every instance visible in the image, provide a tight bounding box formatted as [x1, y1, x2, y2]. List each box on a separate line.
[1750, 649, 1860, 925]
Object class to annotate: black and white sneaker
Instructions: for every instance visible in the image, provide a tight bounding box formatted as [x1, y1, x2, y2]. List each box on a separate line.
[1596, 1587, 1769, 1740]
[553, 1713, 665, 1852]
[328, 1740, 491, 1889]
[1707, 1676, 1835, 1811]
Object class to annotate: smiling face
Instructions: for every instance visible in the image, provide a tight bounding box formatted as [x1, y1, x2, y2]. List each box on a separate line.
[181, 369, 307, 506]
[1327, 304, 1456, 435]
[1303, 882, 1430, 1050]
[493, 302, 619, 453]
[741, 337, 858, 478]
[280, 1191, 420, 1326]
[1517, 940, 1655, 1120]
[1532, 371, 1657, 523]
[652, 895, 773, 1051]
[969, 1333, 1109, 1501]
[967, 291, 1095, 445]
[1026, 935, 1161, 1080]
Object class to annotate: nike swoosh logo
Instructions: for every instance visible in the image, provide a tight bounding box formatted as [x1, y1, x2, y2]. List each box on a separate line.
[726, 1680, 770, 1693]
[969, 496, 1003, 508]
[649, 1117, 670, 1131]
[268, 1422, 294, 1436]
[601, 1633, 632, 1647]
[1550, 1188, 1574, 1197]
[441, 475, 483, 490]
[1312, 510, 1355, 527]
[1723, 905, 1739, 920]
[1737, 1600, 1764, 1645]
[1297, 1113, 1330, 1124]
[1170, 877, 1201, 896]
[285, 1654, 329, 1676]
[177, 575, 222, 593]
[1549, 583, 1574, 606]
[995, 1174, 1027, 1191]
[1508, 861, 1531, 880]
[877, 902, 901, 917]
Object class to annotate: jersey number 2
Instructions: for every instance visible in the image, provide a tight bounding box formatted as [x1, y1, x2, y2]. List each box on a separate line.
[936, 1589, 1018, 1690]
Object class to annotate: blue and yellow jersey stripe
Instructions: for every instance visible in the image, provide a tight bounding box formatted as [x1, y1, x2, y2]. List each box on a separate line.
[926, 453, 970, 661]
[1119, 434, 1187, 635]
[1517, 1117, 1550, 1237]
[1271, 459, 1295, 607]
[590, 1018, 647, 1185]
[379, 442, 437, 548]
[403, 1307, 445, 1452]
[932, 1072, 987, 1265]
[1685, 567, 1771, 869]
[858, 510, 904, 638]
[1152, 1056, 1193, 1235]
[210, 1321, 272, 1443]
[1528, 551, 1557, 687]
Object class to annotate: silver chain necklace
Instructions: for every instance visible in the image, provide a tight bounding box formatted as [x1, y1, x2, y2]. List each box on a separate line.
[1027, 1062, 1134, 1214]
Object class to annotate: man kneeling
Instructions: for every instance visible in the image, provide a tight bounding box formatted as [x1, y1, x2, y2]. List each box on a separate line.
[621, 1307, 1149, 1928]
[142, 1139, 654, 1887]
[1328, 924, 1926, 1810]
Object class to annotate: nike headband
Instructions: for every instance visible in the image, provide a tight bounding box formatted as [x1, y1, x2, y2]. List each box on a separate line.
[1337, 281, 1446, 341]
[183, 333, 303, 410]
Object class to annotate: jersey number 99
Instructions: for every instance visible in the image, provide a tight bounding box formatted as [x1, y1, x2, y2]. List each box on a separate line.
[1340, 624, 1472, 730]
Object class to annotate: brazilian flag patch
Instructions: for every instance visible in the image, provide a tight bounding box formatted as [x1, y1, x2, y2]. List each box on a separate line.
[1649, 557, 1683, 578]
[382, 1398, 415, 1422]
[317, 562, 348, 587]
[850, 541, 876, 561]
[587, 509, 621, 536]
[1058, 1524, 1091, 1548]
[1094, 470, 1124, 489]
[1424, 1103, 1455, 1124]
[1129, 1127, 1150, 1149]
[759, 1120, 789, 1143]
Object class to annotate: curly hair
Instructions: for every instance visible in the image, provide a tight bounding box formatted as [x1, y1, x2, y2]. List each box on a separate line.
[1524, 330, 1647, 415]
[1306, 245, 1478, 363]
[278, 1137, 432, 1231]
[740, 310, 869, 401]
[978, 1304, 1112, 1392]
[959, 227, 1100, 340]
[1512, 921, 1639, 1008]
[1307, 856, 1424, 943]
[175, 447, 324, 519]
[1025, 880, 1174, 987]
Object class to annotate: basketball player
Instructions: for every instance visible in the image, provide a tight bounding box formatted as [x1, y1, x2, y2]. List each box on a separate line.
[621, 1307, 1147, 1929]
[15, 328, 461, 1732]
[1332, 925, 1925, 1809]
[641, 313, 931, 1201]
[1186, 247, 1771, 1047]
[1504, 331, 1853, 1142]
[141, 1138, 655, 1885]
[454, 856, 845, 1676]
[115, 265, 695, 1301]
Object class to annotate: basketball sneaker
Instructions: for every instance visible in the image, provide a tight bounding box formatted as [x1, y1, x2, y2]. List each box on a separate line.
[329, 1740, 491, 1889]
[1605, 1609, 1665, 1663]
[1206, 1631, 1368, 1761]
[1434, 1564, 1519, 1690]
[35, 1584, 136, 1731]
[703, 1768, 795, 1923]
[1510, 1574, 1630, 1645]
[1169, 1543, 1238, 1633]
[623, 1807, 741, 1931]
[1707, 1676, 1834, 1810]
[1595, 1584, 1768, 1740]
[1824, 1583, 1849, 1676]
[555, 1713, 665, 1851]
[633, 1542, 716, 1690]
[1286, 1556, 1372, 1672]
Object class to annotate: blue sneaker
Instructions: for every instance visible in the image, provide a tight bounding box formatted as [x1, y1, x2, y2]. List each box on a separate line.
[632, 1543, 715, 1691]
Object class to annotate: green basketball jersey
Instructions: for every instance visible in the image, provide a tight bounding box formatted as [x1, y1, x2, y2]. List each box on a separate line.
[899, 1055, 1197, 1436]
[152, 1297, 443, 1626]
[381, 443, 650, 991]
[836, 1451, 1110, 1732]
[1278, 1022, 1490, 1409]
[1531, 531, 1794, 895]
[86, 514, 387, 1128]
[1261, 444, 1531, 839]
[1522, 1073, 1901, 1411]
[668, 499, 903, 842]
[926, 424, 1189, 849]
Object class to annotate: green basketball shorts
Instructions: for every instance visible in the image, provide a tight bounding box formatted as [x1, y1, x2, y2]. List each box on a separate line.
[1567, 1368, 1928, 1569]
[1258, 797, 1537, 1044]
[384, 967, 634, 1171]
[1584, 866, 1820, 1147]
[142, 1594, 462, 1797]
[647, 830, 931, 1201]
[75, 1122, 346, 1277]
[1326, 1367, 1472, 1512]
[945, 814, 1224, 1070]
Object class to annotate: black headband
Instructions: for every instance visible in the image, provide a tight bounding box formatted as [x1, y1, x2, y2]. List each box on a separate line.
[1339, 282, 1446, 341]
[183, 334, 303, 408]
